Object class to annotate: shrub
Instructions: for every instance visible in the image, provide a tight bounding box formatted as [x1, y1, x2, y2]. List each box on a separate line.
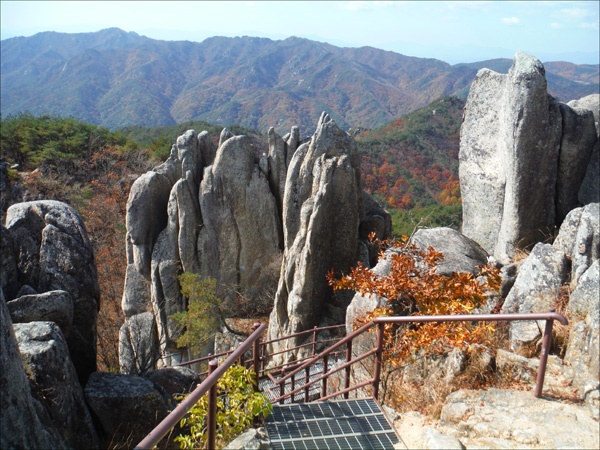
[175, 364, 272, 450]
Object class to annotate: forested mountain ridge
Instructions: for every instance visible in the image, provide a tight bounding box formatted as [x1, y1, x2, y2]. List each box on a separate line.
[2, 28, 598, 133]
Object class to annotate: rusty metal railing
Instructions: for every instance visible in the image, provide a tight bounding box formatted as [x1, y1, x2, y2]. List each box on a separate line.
[267, 309, 568, 404]
[136, 309, 567, 449]
[135, 322, 266, 450]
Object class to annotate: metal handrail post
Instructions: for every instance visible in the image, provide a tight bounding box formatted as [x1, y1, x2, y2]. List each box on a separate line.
[252, 323, 261, 391]
[321, 354, 329, 398]
[535, 309, 556, 398]
[344, 340, 352, 399]
[373, 322, 384, 400]
[206, 360, 218, 450]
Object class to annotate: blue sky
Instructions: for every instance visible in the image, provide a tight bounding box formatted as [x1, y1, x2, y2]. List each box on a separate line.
[1, 1, 598, 64]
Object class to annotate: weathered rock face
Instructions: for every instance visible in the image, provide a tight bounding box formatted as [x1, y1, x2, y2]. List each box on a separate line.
[4, 200, 99, 383]
[460, 52, 597, 264]
[501, 243, 569, 350]
[411, 227, 489, 276]
[564, 260, 600, 405]
[0, 293, 68, 450]
[119, 311, 160, 375]
[553, 202, 600, 286]
[121, 127, 287, 371]
[556, 103, 598, 223]
[198, 134, 283, 304]
[84, 372, 172, 449]
[438, 388, 599, 449]
[7, 290, 74, 337]
[14, 321, 99, 449]
[268, 113, 363, 360]
[0, 224, 19, 299]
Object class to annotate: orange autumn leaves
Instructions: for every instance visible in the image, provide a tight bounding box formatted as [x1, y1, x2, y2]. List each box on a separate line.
[328, 236, 501, 365]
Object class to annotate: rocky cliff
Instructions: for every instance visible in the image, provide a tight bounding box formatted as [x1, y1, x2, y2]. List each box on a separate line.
[120, 114, 390, 372]
[459, 52, 598, 264]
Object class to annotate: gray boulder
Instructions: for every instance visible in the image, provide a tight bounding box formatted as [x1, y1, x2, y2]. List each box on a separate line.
[556, 103, 598, 223]
[565, 260, 599, 397]
[177, 129, 202, 187]
[151, 178, 201, 359]
[568, 93, 600, 135]
[501, 243, 569, 351]
[125, 171, 172, 278]
[198, 134, 282, 303]
[143, 366, 201, 397]
[269, 113, 363, 361]
[121, 262, 152, 317]
[14, 321, 99, 449]
[0, 224, 18, 300]
[579, 140, 600, 205]
[553, 203, 600, 286]
[198, 130, 216, 168]
[0, 293, 68, 449]
[85, 372, 172, 449]
[460, 52, 562, 264]
[119, 311, 160, 375]
[7, 290, 74, 337]
[267, 127, 289, 217]
[411, 227, 489, 276]
[5, 200, 99, 383]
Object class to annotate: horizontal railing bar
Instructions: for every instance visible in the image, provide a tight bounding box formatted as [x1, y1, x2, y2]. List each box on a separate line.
[318, 378, 376, 402]
[271, 350, 377, 403]
[262, 324, 346, 345]
[135, 323, 267, 450]
[375, 312, 568, 326]
[276, 321, 376, 384]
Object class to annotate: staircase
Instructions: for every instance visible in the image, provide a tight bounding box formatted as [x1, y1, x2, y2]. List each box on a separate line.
[265, 398, 400, 450]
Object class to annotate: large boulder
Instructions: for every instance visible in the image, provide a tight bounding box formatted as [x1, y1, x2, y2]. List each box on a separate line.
[555, 103, 597, 223]
[14, 321, 99, 449]
[501, 243, 569, 351]
[460, 52, 562, 264]
[553, 203, 600, 287]
[84, 372, 172, 449]
[268, 113, 363, 361]
[119, 311, 160, 375]
[125, 171, 172, 279]
[564, 260, 600, 408]
[0, 293, 67, 449]
[7, 290, 74, 337]
[0, 224, 19, 299]
[5, 200, 99, 383]
[411, 227, 489, 276]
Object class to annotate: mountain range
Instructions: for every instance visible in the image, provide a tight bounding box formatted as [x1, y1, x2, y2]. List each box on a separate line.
[1, 27, 598, 134]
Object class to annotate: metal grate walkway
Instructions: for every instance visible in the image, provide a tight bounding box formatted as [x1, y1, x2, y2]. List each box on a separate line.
[265, 398, 400, 450]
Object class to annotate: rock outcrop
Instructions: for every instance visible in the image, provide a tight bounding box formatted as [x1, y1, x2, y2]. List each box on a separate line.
[267, 113, 364, 361]
[14, 321, 99, 449]
[84, 372, 173, 449]
[4, 200, 100, 383]
[0, 293, 68, 449]
[121, 126, 290, 370]
[460, 53, 598, 264]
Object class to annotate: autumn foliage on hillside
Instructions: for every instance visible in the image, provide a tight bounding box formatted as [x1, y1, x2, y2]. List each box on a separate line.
[357, 96, 464, 212]
[328, 235, 501, 366]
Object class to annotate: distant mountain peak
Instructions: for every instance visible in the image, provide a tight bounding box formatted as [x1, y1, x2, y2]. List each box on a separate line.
[1, 30, 598, 132]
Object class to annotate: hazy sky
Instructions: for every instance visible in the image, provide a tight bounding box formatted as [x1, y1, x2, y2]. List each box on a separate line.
[1, 1, 598, 64]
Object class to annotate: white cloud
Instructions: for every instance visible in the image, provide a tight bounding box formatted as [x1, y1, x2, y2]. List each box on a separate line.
[550, 22, 564, 29]
[560, 7, 589, 20]
[580, 21, 599, 30]
[502, 17, 520, 25]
